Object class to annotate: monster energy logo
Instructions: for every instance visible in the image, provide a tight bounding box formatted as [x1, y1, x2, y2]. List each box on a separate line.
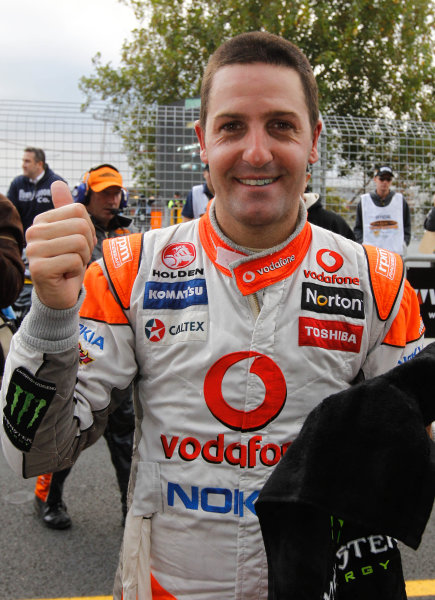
[3, 367, 55, 452]
[10, 384, 47, 428]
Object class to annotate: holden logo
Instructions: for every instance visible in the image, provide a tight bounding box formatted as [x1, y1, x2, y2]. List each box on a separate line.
[162, 243, 196, 269]
[316, 249, 344, 273]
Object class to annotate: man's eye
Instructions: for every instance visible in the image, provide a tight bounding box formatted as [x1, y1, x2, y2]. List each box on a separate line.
[221, 122, 242, 132]
[271, 121, 294, 131]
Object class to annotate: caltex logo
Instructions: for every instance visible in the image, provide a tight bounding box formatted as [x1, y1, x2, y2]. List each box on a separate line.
[145, 318, 166, 342]
[162, 243, 196, 269]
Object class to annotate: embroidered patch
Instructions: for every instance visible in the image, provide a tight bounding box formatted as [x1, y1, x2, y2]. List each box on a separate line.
[3, 367, 56, 452]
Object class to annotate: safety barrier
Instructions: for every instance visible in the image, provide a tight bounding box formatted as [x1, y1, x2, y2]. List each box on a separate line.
[405, 254, 435, 338]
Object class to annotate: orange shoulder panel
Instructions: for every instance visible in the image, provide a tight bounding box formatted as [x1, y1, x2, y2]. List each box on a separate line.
[383, 279, 425, 347]
[364, 244, 404, 321]
[102, 233, 143, 310]
[80, 261, 128, 324]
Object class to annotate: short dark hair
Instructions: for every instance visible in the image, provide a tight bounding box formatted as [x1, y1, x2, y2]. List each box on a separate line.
[24, 147, 46, 168]
[200, 31, 319, 134]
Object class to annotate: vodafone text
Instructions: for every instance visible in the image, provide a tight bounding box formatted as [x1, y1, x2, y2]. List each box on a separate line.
[304, 270, 360, 286]
[161, 433, 291, 468]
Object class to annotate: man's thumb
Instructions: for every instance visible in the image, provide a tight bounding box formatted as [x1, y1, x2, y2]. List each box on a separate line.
[52, 181, 73, 208]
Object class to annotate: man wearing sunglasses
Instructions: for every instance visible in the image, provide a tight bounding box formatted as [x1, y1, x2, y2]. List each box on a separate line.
[354, 165, 411, 255]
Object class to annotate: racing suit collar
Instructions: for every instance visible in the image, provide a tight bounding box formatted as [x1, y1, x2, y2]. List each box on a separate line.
[199, 198, 312, 296]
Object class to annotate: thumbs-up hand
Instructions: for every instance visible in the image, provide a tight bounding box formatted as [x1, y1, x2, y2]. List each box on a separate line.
[26, 181, 97, 309]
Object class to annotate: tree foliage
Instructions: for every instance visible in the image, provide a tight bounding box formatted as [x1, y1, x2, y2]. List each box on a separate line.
[80, 0, 434, 121]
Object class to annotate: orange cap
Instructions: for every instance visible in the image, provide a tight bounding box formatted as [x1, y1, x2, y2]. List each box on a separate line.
[87, 165, 123, 192]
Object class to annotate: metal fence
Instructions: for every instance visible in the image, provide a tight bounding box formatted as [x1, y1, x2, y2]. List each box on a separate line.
[1, 99, 433, 237]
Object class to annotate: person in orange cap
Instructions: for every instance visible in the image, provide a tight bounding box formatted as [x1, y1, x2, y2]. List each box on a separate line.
[34, 164, 135, 529]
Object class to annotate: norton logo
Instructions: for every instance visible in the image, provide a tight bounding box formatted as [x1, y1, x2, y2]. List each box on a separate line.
[316, 249, 344, 273]
[162, 243, 196, 269]
[145, 318, 165, 342]
[203, 352, 287, 432]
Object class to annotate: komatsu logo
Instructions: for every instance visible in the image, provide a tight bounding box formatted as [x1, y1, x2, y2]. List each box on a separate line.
[144, 279, 208, 310]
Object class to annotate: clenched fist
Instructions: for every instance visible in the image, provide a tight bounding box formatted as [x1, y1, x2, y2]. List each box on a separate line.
[26, 181, 97, 309]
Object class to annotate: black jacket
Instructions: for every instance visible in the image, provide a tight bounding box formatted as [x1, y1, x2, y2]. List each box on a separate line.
[7, 166, 66, 233]
[307, 196, 355, 241]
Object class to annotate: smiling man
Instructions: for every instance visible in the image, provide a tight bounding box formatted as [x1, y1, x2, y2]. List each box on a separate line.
[1, 32, 424, 600]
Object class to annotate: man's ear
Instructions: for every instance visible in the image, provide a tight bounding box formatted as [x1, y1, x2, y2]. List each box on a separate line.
[194, 120, 208, 164]
[308, 120, 322, 165]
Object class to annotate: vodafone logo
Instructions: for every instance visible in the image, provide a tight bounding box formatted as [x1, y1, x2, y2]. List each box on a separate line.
[204, 352, 287, 432]
[145, 318, 165, 342]
[162, 242, 196, 269]
[243, 271, 256, 283]
[316, 249, 344, 273]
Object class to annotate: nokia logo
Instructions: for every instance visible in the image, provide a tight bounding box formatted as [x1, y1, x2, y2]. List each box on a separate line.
[302, 282, 364, 319]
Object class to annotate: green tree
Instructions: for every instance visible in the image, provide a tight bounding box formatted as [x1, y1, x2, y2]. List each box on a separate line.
[80, 0, 434, 120]
[79, 0, 434, 186]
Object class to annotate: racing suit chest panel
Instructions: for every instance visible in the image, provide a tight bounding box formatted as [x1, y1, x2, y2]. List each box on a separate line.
[119, 221, 395, 598]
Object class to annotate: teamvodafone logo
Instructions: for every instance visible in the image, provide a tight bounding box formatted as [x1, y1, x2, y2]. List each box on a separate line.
[162, 242, 196, 269]
[316, 249, 344, 273]
[203, 351, 287, 432]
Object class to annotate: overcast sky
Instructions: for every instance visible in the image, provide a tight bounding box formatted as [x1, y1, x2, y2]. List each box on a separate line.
[1, 0, 139, 103]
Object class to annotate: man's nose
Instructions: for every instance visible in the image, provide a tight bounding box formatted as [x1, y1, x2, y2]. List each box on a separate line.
[242, 127, 273, 167]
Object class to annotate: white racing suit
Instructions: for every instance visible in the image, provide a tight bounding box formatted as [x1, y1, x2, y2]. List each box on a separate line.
[1, 201, 424, 599]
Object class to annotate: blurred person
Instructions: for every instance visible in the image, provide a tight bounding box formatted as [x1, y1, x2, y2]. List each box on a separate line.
[304, 176, 355, 240]
[418, 192, 435, 255]
[1, 32, 425, 599]
[33, 164, 135, 529]
[167, 191, 184, 210]
[181, 163, 214, 221]
[354, 165, 411, 254]
[7, 147, 66, 234]
[0, 194, 24, 385]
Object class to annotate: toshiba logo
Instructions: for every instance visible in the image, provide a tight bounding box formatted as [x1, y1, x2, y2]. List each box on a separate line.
[109, 236, 133, 268]
[299, 317, 363, 353]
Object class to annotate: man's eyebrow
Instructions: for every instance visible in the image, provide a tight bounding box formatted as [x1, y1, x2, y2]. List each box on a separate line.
[214, 110, 301, 120]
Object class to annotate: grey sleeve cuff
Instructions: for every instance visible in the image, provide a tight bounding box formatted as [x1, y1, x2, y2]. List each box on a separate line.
[19, 287, 86, 353]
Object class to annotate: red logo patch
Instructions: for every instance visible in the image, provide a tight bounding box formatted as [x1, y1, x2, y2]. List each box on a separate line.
[299, 317, 363, 353]
[203, 352, 287, 432]
[162, 243, 196, 269]
[316, 249, 344, 273]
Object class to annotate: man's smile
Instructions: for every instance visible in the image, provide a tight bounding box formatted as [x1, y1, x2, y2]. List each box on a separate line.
[236, 177, 279, 186]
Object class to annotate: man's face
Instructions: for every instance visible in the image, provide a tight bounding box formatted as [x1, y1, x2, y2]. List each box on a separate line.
[87, 186, 122, 227]
[22, 151, 44, 180]
[375, 175, 393, 199]
[195, 63, 321, 247]
[203, 169, 214, 195]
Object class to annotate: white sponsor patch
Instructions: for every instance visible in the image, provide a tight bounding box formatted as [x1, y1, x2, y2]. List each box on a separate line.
[143, 311, 208, 345]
